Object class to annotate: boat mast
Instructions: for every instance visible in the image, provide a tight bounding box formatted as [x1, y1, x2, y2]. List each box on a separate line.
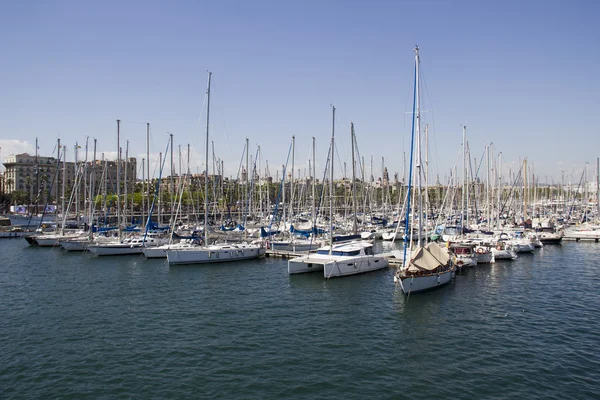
[205, 71, 212, 245]
[146, 123, 150, 229]
[245, 137, 249, 228]
[124, 140, 129, 228]
[56, 138, 61, 209]
[312, 136, 316, 225]
[424, 123, 429, 241]
[61, 145, 67, 235]
[289, 136, 295, 228]
[523, 158, 527, 224]
[497, 152, 502, 230]
[462, 125, 466, 235]
[329, 105, 335, 254]
[351, 123, 357, 234]
[597, 157, 599, 222]
[89, 138, 96, 240]
[415, 46, 422, 248]
[116, 119, 121, 241]
[35, 137, 39, 216]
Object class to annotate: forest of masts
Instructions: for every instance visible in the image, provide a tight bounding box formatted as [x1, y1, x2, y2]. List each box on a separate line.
[9, 128, 599, 227]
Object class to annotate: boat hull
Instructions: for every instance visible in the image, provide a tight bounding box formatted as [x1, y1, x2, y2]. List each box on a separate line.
[35, 237, 61, 247]
[59, 240, 91, 251]
[269, 241, 319, 252]
[397, 269, 455, 294]
[143, 247, 168, 258]
[491, 248, 517, 260]
[167, 246, 265, 265]
[288, 255, 388, 277]
[88, 244, 144, 256]
[0, 231, 25, 238]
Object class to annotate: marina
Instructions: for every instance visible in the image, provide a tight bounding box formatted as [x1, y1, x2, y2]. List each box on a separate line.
[1, 237, 599, 399]
[2, 1, 600, 398]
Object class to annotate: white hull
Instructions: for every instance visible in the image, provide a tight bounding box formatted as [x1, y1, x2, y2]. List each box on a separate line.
[167, 244, 265, 265]
[382, 231, 403, 241]
[361, 231, 383, 240]
[59, 239, 91, 251]
[474, 252, 494, 264]
[88, 244, 144, 256]
[563, 229, 600, 240]
[288, 254, 388, 277]
[33, 236, 60, 247]
[513, 242, 534, 253]
[538, 232, 563, 244]
[491, 248, 517, 260]
[143, 246, 168, 258]
[269, 241, 320, 252]
[397, 269, 455, 293]
[454, 256, 477, 268]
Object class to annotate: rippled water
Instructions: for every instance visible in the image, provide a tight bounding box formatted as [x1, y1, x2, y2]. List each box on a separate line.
[1, 239, 599, 399]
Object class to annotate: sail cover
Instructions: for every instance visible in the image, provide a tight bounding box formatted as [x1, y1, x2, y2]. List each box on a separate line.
[406, 242, 450, 272]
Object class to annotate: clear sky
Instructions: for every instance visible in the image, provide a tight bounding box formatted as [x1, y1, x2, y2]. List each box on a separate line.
[1, 0, 599, 184]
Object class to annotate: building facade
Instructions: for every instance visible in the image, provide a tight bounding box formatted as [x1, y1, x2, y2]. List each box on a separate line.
[2, 153, 137, 200]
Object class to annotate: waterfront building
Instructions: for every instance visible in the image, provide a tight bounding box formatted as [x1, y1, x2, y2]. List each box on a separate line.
[2, 153, 136, 198]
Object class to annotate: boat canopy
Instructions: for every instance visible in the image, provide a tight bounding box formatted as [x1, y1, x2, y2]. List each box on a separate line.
[406, 242, 450, 272]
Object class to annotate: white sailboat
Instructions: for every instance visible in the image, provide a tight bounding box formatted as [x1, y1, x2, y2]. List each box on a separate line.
[394, 46, 455, 294]
[166, 72, 265, 265]
[288, 106, 388, 278]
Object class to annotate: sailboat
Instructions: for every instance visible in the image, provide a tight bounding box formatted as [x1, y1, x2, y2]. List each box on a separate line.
[288, 106, 388, 278]
[394, 46, 455, 294]
[88, 121, 170, 256]
[166, 72, 265, 265]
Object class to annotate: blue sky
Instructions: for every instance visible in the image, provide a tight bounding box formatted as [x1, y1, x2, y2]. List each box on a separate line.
[1, 0, 599, 183]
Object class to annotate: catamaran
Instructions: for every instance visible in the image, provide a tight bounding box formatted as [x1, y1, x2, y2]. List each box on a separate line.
[288, 106, 388, 278]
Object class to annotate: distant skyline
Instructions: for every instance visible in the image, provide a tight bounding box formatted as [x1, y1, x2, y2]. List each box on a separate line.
[1, 0, 599, 184]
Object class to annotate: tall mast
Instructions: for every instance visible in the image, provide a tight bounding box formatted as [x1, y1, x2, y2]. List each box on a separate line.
[312, 136, 316, 223]
[89, 139, 96, 240]
[61, 145, 67, 235]
[116, 119, 122, 240]
[205, 71, 212, 244]
[146, 123, 150, 228]
[141, 158, 145, 227]
[124, 141, 129, 227]
[351, 123, 357, 234]
[56, 138, 61, 209]
[486, 145, 491, 228]
[158, 152, 162, 225]
[424, 123, 429, 241]
[415, 45, 422, 248]
[497, 152, 502, 230]
[188, 143, 191, 221]
[329, 105, 335, 254]
[35, 137, 39, 215]
[170, 133, 174, 218]
[74, 142, 79, 228]
[523, 158, 527, 223]
[258, 146, 262, 219]
[246, 137, 250, 226]
[289, 136, 295, 224]
[462, 125, 466, 233]
[83, 137, 89, 228]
